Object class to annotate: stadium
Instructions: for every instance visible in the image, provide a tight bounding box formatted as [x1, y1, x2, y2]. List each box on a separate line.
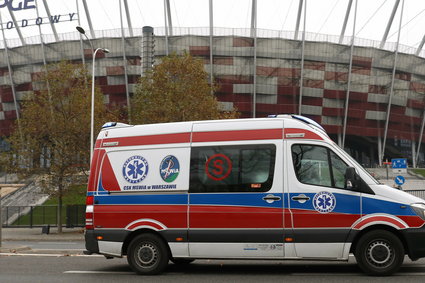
[1, 0, 425, 167]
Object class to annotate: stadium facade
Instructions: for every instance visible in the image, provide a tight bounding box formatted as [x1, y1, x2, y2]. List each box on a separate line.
[1, 26, 425, 167]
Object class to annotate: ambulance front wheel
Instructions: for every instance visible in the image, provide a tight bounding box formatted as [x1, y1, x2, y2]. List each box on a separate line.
[127, 233, 169, 275]
[355, 230, 404, 276]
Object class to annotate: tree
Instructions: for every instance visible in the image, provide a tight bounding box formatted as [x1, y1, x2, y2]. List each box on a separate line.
[131, 52, 238, 124]
[3, 61, 115, 232]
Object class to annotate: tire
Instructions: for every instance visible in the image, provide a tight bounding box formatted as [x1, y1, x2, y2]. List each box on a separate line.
[171, 258, 195, 265]
[127, 234, 169, 275]
[354, 230, 404, 276]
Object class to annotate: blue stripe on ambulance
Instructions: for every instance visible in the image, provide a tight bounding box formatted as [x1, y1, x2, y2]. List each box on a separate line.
[362, 196, 416, 216]
[95, 194, 188, 205]
[86, 191, 417, 216]
[288, 192, 416, 216]
[189, 193, 285, 208]
[288, 192, 361, 214]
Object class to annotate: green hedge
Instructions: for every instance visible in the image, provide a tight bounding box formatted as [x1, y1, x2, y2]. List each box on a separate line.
[44, 184, 87, 205]
[411, 169, 425, 178]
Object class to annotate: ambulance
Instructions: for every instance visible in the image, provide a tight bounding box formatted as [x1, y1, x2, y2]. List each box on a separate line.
[84, 114, 425, 276]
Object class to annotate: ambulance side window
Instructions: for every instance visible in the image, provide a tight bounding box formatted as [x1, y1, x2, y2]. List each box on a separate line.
[329, 150, 348, 189]
[291, 144, 349, 189]
[189, 144, 276, 193]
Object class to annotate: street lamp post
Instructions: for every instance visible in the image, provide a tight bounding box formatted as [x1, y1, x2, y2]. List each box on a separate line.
[0, 186, 2, 248]
[76, 26, 109, 163]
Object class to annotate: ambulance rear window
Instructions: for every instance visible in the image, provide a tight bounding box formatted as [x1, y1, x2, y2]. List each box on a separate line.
[189, 144, 276, 193]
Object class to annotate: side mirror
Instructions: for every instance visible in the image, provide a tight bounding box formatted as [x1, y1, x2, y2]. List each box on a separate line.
[345, 167, 375, 194]
[345, 167, 358, 189]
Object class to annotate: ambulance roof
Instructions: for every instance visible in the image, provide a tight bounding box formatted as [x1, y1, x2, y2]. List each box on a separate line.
[99, 115, 329, 141]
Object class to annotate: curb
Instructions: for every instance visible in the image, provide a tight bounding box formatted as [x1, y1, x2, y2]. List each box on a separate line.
[0, 246, 87, 255]
[407, 170, 425, 180]
[0, 227, 85, 242]
[0, 245, 31, 253]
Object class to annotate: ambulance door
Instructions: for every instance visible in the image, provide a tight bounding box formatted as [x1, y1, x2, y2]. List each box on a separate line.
[188, 142, 284, 258]
[286, 141, 362, 258]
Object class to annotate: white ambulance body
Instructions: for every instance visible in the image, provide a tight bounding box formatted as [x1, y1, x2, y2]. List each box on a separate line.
[85, 115, 425, 276]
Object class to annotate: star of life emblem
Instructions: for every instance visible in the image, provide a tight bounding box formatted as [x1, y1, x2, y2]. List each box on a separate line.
[313, 191, 336, 213]
[122, 155, 149, 183]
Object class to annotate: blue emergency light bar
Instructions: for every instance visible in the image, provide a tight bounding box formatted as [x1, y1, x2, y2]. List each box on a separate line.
[268, 114, 326, 132]
[291, 115, 325, 132]
[102, 122, 117, 129]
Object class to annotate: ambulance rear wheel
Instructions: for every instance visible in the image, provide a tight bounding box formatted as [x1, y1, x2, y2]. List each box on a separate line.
[355, 230, 404, 276]
[127, 234, 169, 275]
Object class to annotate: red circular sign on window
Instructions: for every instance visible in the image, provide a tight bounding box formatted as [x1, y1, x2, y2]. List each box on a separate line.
[205, 153, 232, 181]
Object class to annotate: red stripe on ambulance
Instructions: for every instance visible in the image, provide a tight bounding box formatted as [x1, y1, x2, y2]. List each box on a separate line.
[97, 128, 323, 149]
[192, 129, 283, 142]
[88, 149, 106, 192]
[100, 132, 191, 147]
[353, 216, 408, 230]
[290, 209, 361, 228]
[100, 155, 120, 191]
[189, 205, 283, 228]
[94, 205, 187, 229]
[398, 215, 425, 228]
[284, 128, 323, 140]
[126, 220, 167, 231]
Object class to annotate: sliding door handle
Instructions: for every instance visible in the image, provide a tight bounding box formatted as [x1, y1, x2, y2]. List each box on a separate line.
[262, 194, 281, 203]
[291, 194, 310, 203]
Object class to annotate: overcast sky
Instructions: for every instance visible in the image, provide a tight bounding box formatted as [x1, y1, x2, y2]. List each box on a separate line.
[1, 0, 425, 50]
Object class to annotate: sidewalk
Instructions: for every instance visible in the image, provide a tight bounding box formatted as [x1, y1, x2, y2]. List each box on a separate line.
[0, 227, 85, 253]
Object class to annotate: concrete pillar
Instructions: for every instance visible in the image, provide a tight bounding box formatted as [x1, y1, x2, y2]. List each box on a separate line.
[337, 133, 342, 148]
[120, 0, 131, 122]
[209, 0, 214, 87]
[141, 26, 155, 76]
[378, 137, 382, 166]
[370, 143, 375, 167]
[252, 0, 257, 118]
[412, 140, 416, 168]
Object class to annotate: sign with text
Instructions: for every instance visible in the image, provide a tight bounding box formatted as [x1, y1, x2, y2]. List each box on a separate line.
[0, 0, 77, 30]
[0, 0, 36, 11]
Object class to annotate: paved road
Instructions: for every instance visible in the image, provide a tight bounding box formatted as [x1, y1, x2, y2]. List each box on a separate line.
[1, 253, 425, 282]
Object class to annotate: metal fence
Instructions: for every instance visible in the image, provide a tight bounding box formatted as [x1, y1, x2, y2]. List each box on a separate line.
[1, 27, 424, 58]
[1, 205, 85, 228]
[66, 205, 86, 228]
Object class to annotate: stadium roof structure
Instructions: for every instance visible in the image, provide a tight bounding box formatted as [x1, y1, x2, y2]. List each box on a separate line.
[3, 0, 425, 167]
[1, 0, 425, 56]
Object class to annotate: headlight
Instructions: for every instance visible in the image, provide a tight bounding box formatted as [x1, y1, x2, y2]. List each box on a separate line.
[411, 203, 425, 220]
